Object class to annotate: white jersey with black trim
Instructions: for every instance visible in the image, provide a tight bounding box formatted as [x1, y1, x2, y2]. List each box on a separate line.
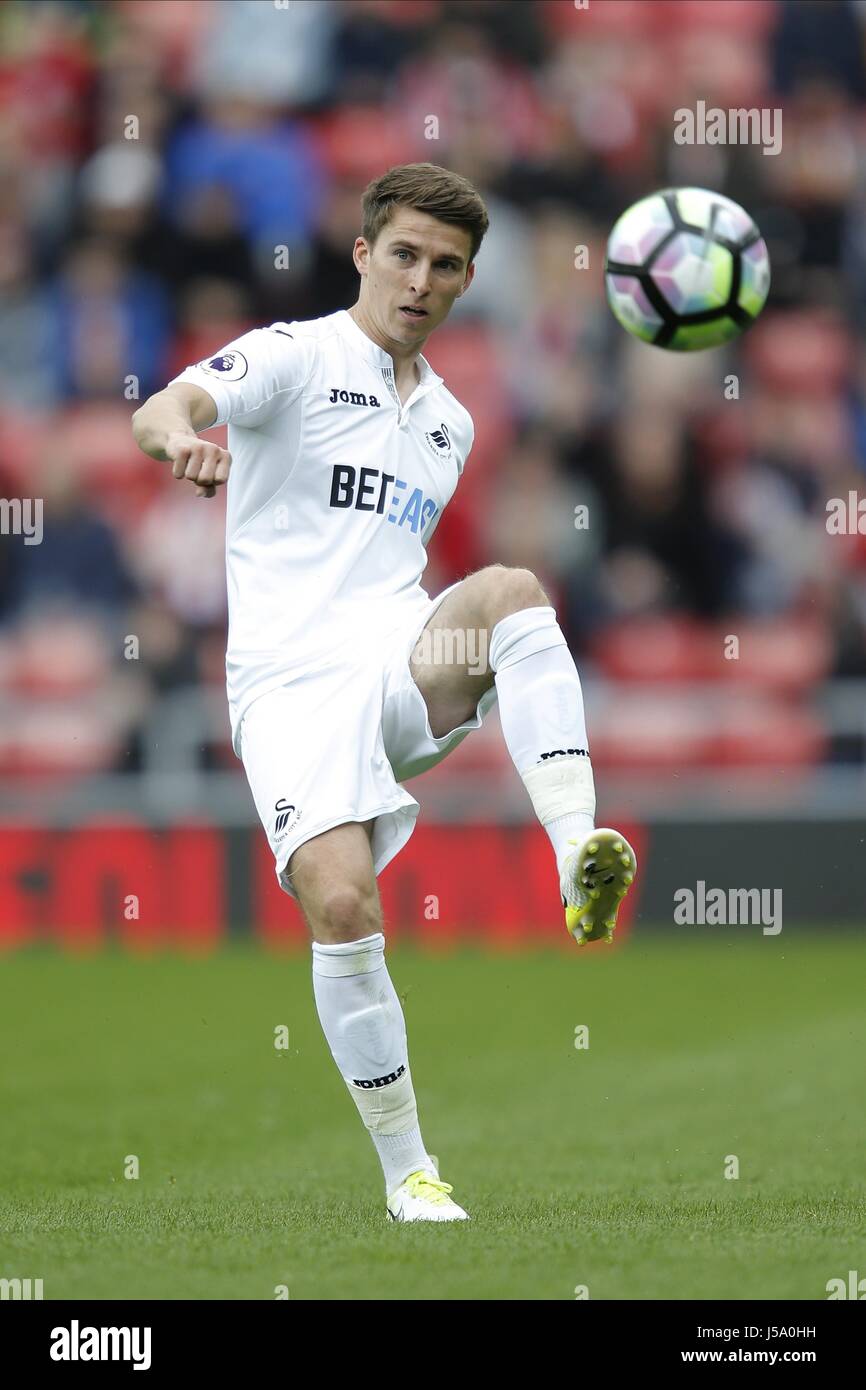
[168, 308, 474, 753]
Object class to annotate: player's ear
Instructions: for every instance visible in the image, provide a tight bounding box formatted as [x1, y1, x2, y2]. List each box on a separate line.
[460, 260, 476, 294]
[352, 237, 370, 274]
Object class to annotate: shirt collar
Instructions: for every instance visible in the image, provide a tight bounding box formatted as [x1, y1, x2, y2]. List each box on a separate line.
[336, 308, 441, 387]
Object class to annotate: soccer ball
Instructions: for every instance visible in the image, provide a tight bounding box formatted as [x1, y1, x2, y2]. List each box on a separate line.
[604, 187, 770, 351]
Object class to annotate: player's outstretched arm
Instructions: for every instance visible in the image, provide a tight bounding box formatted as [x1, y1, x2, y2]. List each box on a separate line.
[132, 383, 231, 499]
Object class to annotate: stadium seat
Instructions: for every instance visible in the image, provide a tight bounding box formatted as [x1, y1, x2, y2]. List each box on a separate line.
[651, 0, 776, 35]
[170, 323, 254, 382]
[44, 404, 165, 528]
[310, 105, 416, 182]
[746, 313, 851, 398]
[713, 697, 826, 768]
[589, 686, 825, 771]
[591, 616, 716, 683]
[0, 702, 122, 778]
[593, 615, 832, 694]
[718, 617, 832, 694]
[7, 614, 112, 698]
[589, 689, 714, 769]
[542, 0, 654, 39]
[424, 323, 513, 506]
[0, 409, 50, 492]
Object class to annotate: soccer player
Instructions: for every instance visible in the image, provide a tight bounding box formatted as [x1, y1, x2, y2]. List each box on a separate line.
[132, 163, 637, 1223]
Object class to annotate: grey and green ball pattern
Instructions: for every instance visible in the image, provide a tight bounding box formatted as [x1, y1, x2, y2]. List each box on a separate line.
[604, 187, 770, 351]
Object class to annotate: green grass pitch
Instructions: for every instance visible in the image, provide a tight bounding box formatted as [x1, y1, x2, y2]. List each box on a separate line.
[1, 934, 864, 1300]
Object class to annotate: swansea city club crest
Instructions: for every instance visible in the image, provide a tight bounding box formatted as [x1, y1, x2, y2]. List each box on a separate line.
[424, 422, 452, 459]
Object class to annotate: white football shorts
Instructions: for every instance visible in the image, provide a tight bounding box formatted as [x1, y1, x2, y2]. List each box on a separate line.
[238, 582, 499, 900]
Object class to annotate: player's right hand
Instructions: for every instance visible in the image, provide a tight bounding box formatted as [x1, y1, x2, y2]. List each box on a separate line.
[166, 433, 232, 499]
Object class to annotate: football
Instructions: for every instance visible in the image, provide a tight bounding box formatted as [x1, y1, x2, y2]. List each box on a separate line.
[604, 187, 771, 351]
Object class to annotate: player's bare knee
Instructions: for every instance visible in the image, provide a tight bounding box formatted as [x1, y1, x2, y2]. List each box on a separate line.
[311, 883, 382, 944]
[481, 565, 549, 628]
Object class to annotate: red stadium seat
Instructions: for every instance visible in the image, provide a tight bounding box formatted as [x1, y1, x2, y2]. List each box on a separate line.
[8, 615, 112, 698]
[0, 409, 51, 491]
[40, 404, 165, 528]
[0, 702, 121, 777]
[713, 697, 826, 768]
[423, 323, 514, 508]
[746, 313, 851, 398]
[593, 615, 831, 695]
[542, 0, 654, 40]
[651, 0, 777, 36]
[590, 690, 714, 769]
[310, 106, 416, 183]
[592, 616, 716, 683]
[590, 686, 825, 771]
[170, 324, 255, 382]
[717, 617, 832, 694]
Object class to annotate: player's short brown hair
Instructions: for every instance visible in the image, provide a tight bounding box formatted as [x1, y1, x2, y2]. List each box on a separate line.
[360, 163, 490, 265]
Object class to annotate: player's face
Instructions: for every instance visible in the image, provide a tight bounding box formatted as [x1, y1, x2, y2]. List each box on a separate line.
[360, 209, 475, 345]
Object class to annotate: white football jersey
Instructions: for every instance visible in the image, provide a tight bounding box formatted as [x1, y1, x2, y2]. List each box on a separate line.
[169, 309, 474, 752]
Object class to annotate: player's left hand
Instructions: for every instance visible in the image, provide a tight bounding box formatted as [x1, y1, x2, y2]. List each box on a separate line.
[165, 433, 232, 499]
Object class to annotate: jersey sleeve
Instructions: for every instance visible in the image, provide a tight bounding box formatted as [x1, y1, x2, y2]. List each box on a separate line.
[453, 403, 475, 476]
[168, 324, 315, 428]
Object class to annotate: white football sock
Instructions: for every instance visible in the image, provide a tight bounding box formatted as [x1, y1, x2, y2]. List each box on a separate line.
[489, 606, 596, 875]
[311, 932, 435, 1195]
[545, 811, 598, 873]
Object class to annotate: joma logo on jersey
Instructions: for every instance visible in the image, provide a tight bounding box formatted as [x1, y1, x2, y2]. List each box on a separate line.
[328, 387, 381, 407]
[329, 465, 439, 535]
[352, 1064, 405, 1090]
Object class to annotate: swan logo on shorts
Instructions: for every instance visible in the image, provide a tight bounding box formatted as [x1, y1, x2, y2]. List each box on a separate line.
[424, 422, 451, 459]
[274, 797, 299, 837]
[198, 351, 248, 381]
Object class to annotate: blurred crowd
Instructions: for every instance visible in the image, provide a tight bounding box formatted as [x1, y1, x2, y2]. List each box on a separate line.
[2, 0, 866, 779]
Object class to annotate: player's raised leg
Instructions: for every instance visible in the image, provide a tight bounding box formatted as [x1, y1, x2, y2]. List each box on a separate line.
[287, 820, 468, 1221]
[410, 564, 636, 945]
